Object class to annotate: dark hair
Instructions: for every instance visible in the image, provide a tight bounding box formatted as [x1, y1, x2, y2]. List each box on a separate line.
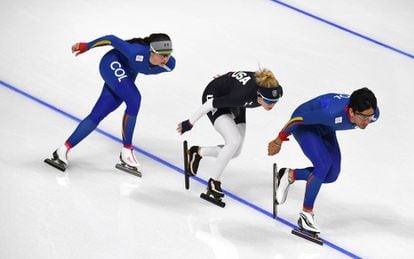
[126, 33, 171, 45]
[349, 87, 377, 112]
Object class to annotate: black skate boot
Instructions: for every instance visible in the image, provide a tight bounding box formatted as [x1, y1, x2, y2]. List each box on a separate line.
[44, 147, 68, 172]
[200, 178, 225, 208]
[188, 146, 202, 176]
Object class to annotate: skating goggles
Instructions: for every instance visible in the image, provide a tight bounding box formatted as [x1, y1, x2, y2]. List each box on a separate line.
[258, 93, 280, 104]
[355, 111, 375, 121]
[150, 40, 173, 56]
[258, 85, 283, 104]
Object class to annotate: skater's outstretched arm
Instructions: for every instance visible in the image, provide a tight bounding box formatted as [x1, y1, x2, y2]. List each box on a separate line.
[177, 99, 215, 135]
[72, 35, 134, 57]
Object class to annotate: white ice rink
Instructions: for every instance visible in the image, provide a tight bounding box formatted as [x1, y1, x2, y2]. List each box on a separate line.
[1, 0, 414, 258]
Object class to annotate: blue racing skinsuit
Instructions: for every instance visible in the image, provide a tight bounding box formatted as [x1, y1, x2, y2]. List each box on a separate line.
[279, 93, 380, 210]
[66, 35, 175, 149]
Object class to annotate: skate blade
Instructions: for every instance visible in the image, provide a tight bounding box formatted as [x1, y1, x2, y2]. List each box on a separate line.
[291, 228, 323, 245]
[115, 164, 142, 177]
[183, 140, 190, 190]
[44, 158, 66, 172]
[200, 193, 225, 208]
[273, 163, 278, 218]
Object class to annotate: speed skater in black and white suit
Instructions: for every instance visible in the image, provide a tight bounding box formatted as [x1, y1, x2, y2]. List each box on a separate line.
[177, 69, 284, 199]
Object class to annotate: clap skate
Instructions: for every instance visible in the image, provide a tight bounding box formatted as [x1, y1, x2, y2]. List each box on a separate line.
[183, 141, 202, 189]
[291, 211, 323, 245]
[272, 163, 278, 218]
[275, 167, 293, 205]
[188, 145, 202, 176]
[200, 178, 226, 208]
[115, 147, 142, 177]
[183, 141, 190, 189]
[44, 146, 69, 172]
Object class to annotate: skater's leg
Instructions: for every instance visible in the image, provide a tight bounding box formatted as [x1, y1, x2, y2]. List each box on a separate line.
[199, 105, 241, 159]
[292, 167, 313, 181]
[99, 57, 141, 166]
[302, 133, 341, 210]
[273, 167, 312, 204]
[122, 113, 138, 149]
[119, 85, 141, 151]
[210, 114, 243, 181]
[297, 134, 340, 234]
[322, 132, 342, 183]
[298, 173, 324, 233]
[52, 85, 122, 166]
[303, 174, 324, 211]
[108, 78, 141, 148]
[195, 117, 244, 175]
[292, 128, 338, 232]
[293, 128, 335, 209]
[186, 124, 230, 176]
[66, 85, 122, 148]
[233, 122, 246, 157]
[116, 81, 141, 167]
[199, 145, 223, 157]
[99, 64, 141, 167]
[200, 123, 245, 158]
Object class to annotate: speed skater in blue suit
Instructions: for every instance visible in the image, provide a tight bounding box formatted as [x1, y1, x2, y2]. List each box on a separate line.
[268, 87, 379, 233]
[46, 33, 175, 171]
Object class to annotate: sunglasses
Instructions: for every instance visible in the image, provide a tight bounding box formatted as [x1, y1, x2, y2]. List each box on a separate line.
[355, 112, 375, 121]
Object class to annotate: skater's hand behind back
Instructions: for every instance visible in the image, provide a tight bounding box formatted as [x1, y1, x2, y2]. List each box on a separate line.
[268, 138, 282, 156]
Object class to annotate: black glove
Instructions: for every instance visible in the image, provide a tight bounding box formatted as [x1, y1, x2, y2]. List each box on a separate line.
[180, 119, 193, 134]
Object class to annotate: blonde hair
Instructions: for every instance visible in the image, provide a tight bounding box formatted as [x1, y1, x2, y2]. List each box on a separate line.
[255, 68, 278, 88]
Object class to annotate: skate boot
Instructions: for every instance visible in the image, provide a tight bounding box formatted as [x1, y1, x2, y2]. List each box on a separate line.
[275, 168, 293, 205]
[115, 147, 142, 177]
[44, 145, 69, 172]
[292, 210, 323, 245]
[207, 178, 224, 198]
[200, 178, 225, 208]
[298, 211, 320, 233]
[188, 146, 202, 176]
